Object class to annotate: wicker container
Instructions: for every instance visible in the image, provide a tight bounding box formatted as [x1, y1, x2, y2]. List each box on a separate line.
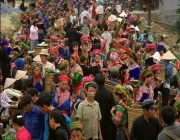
[70, 101, 81, 122]
[160, 66, 165, 82]
[109, 22, 116, 31]
[128, 103, 143, 132]
[10, 103, 23, 119]
[34, 47, 43, 56]
[98, 14, 103, 22]
[45, 73, 55, 93]
[26, 66, 34, 77]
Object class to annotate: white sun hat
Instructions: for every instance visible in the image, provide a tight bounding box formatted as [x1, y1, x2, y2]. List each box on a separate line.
[117, 17, 123, 22]
[15, 70, 27, 80]
[161, 51, 177, 60]
[119, 11, 127, 17]
[4, 78, 16, 89]
[108, 14, 117, 22]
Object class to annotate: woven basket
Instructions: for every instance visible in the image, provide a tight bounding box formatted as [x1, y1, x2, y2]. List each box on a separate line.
[45, 73, 55, 93]
[26, 66, 33, 77]
[160, 66, 165, 82]
[70, 101, 81, 122]
[98, 14, 103, 22]
[127, 103, 143, 133]
[34, 47, 43, 56]
[109, 22, 116, 31]
[104, 84, 117, 103]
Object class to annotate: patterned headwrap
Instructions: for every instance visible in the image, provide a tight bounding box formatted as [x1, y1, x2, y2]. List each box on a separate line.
[92, 49, 101, 56]
[50, 35, 58, 42]
[80, 35, 90, 42]
[70, 121, 83, 131]
[124, 46, 132, 55]
[82, 76, 93, 86]
[72, 71, 83, 86]
[141, 69, 153, 80]
[130, 80, 141, 88]
[59, 60, 69, 71]
[110, 52, 118, 66]
[93, 27, 100, 34]
[151, 64, 161, 72]
[71, 52, 80, 63]
[58, 75, 70, 82]
[20, 35, 27, 40]
[11, 51, 19, 58]
[129, 51, 137, 60]
[50, 46, 58, 53]
[174, 100, 180, 113]
[33, 62, 42, 68]
[120, 54, 128, 60]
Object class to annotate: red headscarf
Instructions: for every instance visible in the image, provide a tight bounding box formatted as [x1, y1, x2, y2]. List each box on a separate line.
[58, 75, 70, 82]
[50, 46, 58, 53]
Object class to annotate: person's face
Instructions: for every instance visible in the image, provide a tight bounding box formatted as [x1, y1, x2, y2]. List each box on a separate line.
[40, 55, 47, 62]
[38, 105, 48, 114]
[81, 45, 88, 52]
[129, 57, 133, 63]
[94, 31, 98, 36]
[94, 54, 100, 62]
[145, 76, 153, 85]
[12, 123, 18, 132]
[34, 67, 41, 77]
[32, 95, 38, 104]
[159, 50, 165, 56]
[0, 85, 3, 92]
[154, 70, 160, 79]
[11, 54, 17, 62]
[123, 58, 129, 65]
[23, 103, 33, 113]
[133, 88, 140, 95]
[158, 36, 162, 42]
[51, 52, 58, 59]
[71, 130, 83, 140]
[59, 81, 68, 91]
[83, 18, 87, 24]
[73, 46, 78, 52]
[70, 58, 76, 66]
[144, 108, 156, 118]
[86, 87, 96, 100]
[49, 117, 55, 130]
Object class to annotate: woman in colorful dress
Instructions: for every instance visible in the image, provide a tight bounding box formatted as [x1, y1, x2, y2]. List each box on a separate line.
[128, 51, 140, 80]
[29, 62, 45, 92]
[52, 75, 70, 116]
[139, 69, 154, 102]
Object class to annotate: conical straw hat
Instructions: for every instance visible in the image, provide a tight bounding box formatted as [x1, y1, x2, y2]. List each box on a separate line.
[117, 18, 123, 22]
[108, 15, 117, 22]
[4, 78, 16, 89]
[15, 70, 27, 80]
[33, 55, 41, 62]
[153, 52, 161, 61]
[161, 51, 177, 60]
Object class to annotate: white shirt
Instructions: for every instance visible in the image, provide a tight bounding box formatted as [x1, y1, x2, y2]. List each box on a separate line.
[101, 31, 112, 55]
[4, 88, 22, 99]
[79, 10, 91, 24]
[70, 15, 77, 23]
[0, 91, 12, 110]
[30, 25, 38, 40]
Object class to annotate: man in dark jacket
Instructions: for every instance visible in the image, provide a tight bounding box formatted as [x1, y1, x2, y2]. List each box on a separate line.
[0, 39, 11, 85]
[94, 74, 116, 140]
[130, 99, 161, 140]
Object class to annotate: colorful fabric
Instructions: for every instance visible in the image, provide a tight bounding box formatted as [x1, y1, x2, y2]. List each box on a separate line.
[114, 85, 127, 96]
[129, 62, 140, 80]
[80, 35, 90, 42]
[141, 69, 153, 80]
[70, 121, 83, 131]
[92, 49, 101, 56]
[112, 104, 128, 127]
[50, 35, 58, 42]
[130, 80, 141, 88]
[151, 64, 161, 72]
[174, 100, 180, 112]
[120, 54, 128, 60]
[71, 52, 80, 63]
[50, 46, 58, 53]
[72, 71, 83, 86]
[129, 51, 137, 59]
[139, 84, 154, 102]
[58, 75, 70, 82]
[82, 76, 93, 86]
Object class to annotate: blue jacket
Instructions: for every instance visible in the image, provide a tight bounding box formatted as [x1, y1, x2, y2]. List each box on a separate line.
[24, 105, 45, 140]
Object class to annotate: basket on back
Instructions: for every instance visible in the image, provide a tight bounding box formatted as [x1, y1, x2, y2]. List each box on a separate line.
[45, 73, 55, 93]
[160, 65, 165, 82]
[104, 80, 118, 102]
[70, 101, 82, 122]
[127, 103, 143, 133]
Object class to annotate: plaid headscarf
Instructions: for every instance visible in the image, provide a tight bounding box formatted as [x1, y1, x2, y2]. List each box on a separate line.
[70, 121, 83, 131]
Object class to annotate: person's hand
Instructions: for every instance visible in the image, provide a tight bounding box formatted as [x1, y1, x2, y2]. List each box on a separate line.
[111, 106, 116, 115]
[99, 134, 103, 140]
[39, 79, 43, 86]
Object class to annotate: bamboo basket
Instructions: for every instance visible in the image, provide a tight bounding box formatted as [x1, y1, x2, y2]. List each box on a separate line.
[45, 73, 55, 93]
[26, 66, 34, 77]
[10, 103, 23, 119]
[104, 84, 117, 103]
[98, 14, 103, 23]
[160, 66, 165, 82]
[34, 47, 43, 56]
[70, 101, 82, 122]
[127, 103, 143, 133]
[109, 21, 116, 31]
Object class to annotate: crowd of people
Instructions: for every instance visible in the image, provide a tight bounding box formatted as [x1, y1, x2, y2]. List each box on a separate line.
[0, 0, 180, 140]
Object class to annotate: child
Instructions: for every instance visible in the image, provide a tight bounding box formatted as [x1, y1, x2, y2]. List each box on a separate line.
[79, 55, 90, 76]
[12, 113, 31, 140]
[4, 78, 22, 101]
[70, 121, 86, 140]
[72, 42, 79, 54]
[52, 75, 70, 116]
[76, 82, 102, 140]
[80, 42, 90, 66]
[29, 62, 45, 92]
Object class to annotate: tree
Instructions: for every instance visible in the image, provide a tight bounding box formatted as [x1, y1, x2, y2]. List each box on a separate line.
[138, 0, 163, 26]
[170, 4, 180, 43]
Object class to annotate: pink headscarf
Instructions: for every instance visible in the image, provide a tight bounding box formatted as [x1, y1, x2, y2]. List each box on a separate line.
[110, 52, 118, 66]
[92, 49, 101, 56]
[82, 76, 93, 86]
